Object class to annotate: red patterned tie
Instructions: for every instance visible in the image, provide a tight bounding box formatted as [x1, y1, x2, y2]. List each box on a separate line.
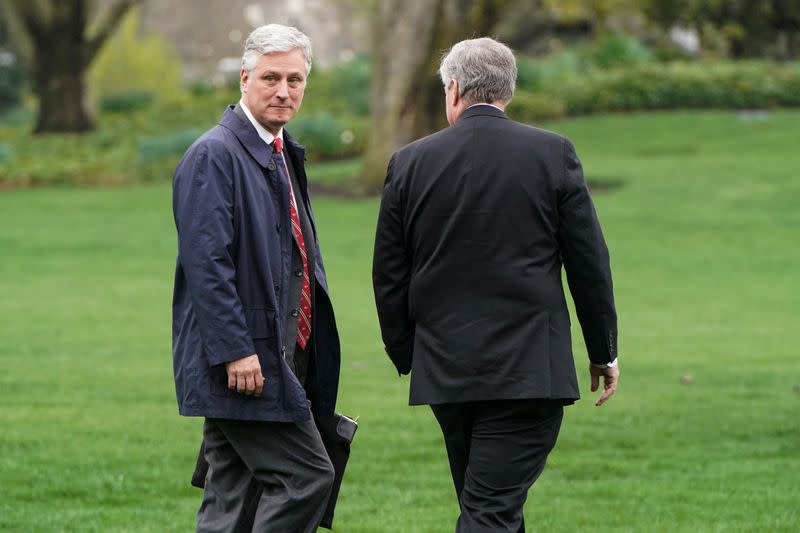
[274, 137, 312, 349]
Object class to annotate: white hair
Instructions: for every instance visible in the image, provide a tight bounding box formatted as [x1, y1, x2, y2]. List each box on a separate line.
[241, 24, 313, 75]
[439, 37, 517, 105]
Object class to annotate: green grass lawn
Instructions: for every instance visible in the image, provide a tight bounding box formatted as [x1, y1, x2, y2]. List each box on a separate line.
[1, 110, 798, 532]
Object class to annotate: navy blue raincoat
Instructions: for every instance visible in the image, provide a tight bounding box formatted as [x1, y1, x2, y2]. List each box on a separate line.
[172, 105, 340, 422]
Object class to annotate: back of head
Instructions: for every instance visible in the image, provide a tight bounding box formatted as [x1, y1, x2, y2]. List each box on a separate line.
[241, 24, 313, 75]
[439, 37, 517, 106]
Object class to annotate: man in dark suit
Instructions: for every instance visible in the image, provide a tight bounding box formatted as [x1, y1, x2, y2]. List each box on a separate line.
[172, 24, 341, 532]
[372, 37, 619, 532]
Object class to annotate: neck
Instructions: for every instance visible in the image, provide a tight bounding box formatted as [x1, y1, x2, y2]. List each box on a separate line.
[468, 101, 506, 111]
[450, 101, 506, 124]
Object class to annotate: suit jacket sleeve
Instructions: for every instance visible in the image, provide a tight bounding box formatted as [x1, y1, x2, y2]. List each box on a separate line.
[372, 154, 414, 375]
[557, 138, 618, 365]
[173, 142, 255, 368]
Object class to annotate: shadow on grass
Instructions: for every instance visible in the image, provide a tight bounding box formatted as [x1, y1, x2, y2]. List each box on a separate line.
[587, 177, 626, 193]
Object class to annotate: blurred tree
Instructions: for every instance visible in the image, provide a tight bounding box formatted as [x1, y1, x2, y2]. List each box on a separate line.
[0, 0, 139, 133]
[643, 0, 800, 58]
[542, 0, 639, 27]
[89, 8, 183, 106]
[360, 0, 511, 191]
[503, 0, 800, 58]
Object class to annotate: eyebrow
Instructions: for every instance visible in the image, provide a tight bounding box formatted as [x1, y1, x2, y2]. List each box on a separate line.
[261, 70, 305, 78]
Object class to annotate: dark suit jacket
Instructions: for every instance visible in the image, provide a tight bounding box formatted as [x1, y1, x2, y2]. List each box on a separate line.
[372, 105, 616, 405]
[172, 104, 340, 422]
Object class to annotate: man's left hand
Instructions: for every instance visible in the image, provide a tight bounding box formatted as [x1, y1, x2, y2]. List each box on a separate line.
[590, 363, 619, 406]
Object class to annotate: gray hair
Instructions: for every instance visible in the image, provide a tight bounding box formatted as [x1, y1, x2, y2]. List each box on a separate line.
[241, 24, 313, 75]
[439, 37, 517, 105]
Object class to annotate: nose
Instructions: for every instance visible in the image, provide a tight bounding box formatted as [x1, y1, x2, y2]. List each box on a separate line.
[275, 79, 289, 99]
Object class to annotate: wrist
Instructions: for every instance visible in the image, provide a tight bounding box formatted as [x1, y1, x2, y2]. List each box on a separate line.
[591, 358, 618, 369]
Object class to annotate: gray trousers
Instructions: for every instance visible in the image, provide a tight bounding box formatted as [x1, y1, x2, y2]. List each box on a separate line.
[197, 416, 334, 533]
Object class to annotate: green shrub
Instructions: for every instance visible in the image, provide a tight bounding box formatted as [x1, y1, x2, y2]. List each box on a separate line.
[100, 91, 155, 113]
[0, 129, 133, 187]
[586, 32, 653, 69]
[290, 113, 340, 157]
[516, 50, 582, 92]
[516, 57, 543, 91]
[289, 112, 366, 161]
[137, 128, 204, 163]
[0, 51, 25, 114]
[506, 91, 566, 123]
[189, 80, 216, 97]
[517, 34, 652, 96]
[0, 143, 11, 163]
[303, 55, 371, 117]
[559, 61, 800, 115]
[0, 106, 34, 127]
[508, 60, 800, 122]
[335, 55, 371, 116]
[0, 18, 25, 114]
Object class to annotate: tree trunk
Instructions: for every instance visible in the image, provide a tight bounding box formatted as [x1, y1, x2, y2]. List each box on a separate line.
[28, 0, 96, 133]
[358, 0, 509, 192]
[34, 69, 93, 133]
[0, 0, 138, 134]
[33, 50, 93, 133]
[359, 0, 442, 195]
[411, 0, 511, 140]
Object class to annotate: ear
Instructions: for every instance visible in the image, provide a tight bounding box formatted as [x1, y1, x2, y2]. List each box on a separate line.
[451, 79, 460, 106]
[240, 68, 249, 93]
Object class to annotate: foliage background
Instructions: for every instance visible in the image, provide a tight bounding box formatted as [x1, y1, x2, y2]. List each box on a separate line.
[2, 51, 799, 188]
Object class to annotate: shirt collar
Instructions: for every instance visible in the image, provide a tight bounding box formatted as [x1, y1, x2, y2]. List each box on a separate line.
[467, 102, 505, 112]
[239, 98, 283, 147]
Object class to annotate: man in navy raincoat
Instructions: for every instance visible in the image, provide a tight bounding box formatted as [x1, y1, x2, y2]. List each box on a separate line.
[172, 24, 340, 532]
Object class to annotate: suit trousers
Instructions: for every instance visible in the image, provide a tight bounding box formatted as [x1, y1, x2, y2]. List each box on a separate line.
[196, 416, 334, 533]
[431, 399, 564, 533]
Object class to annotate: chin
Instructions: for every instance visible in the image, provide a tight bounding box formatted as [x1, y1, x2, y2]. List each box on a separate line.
[268, 119, 289, 129]
[269, 113, 292, 123]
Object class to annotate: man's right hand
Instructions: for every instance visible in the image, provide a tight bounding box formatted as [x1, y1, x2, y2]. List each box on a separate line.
[225, 354, 264, 396]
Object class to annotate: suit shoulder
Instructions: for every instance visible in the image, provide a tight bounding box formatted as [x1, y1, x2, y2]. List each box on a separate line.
[507, 119, 569, 145]
[392, 127, 451, 162]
